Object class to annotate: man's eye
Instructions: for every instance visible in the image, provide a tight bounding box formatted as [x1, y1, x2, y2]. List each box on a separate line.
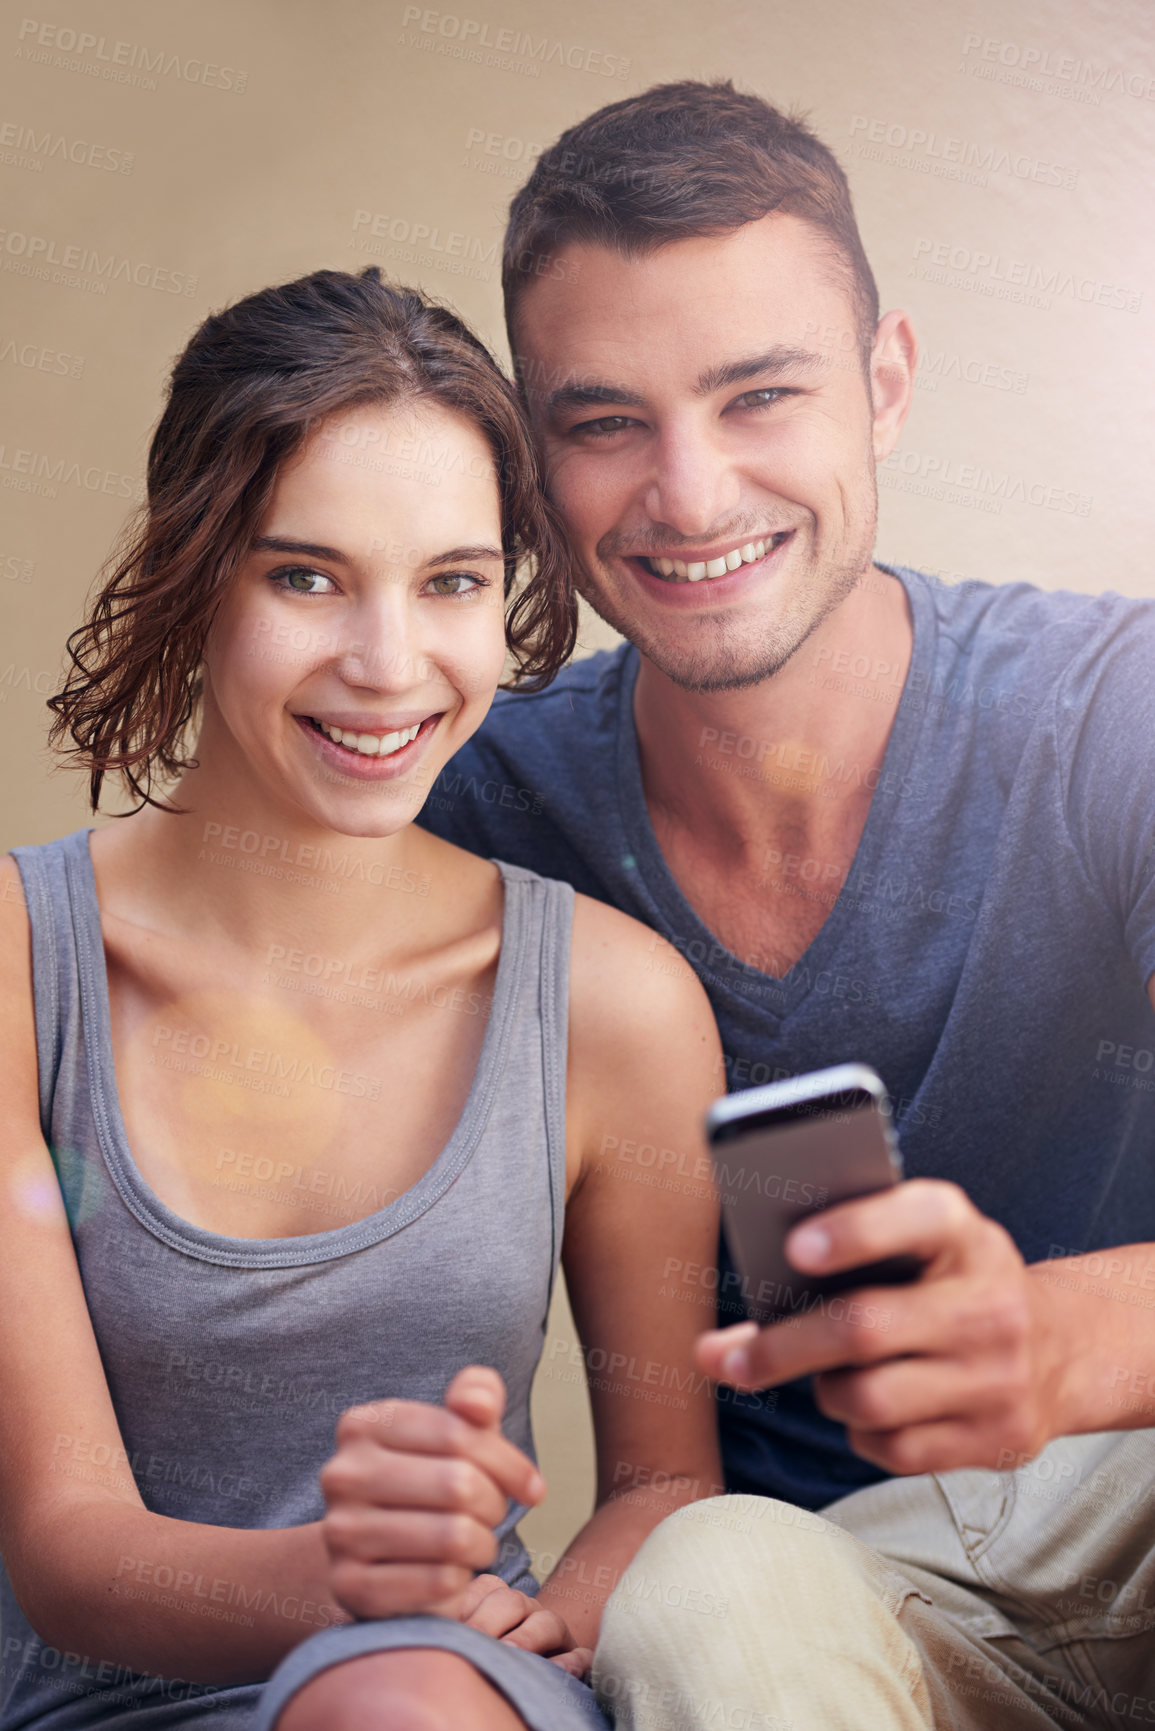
[571, 415, 635, 438]
[734, 388, 789, 410]
[426, 572, 485, 597]
[271, 566, 336, 595]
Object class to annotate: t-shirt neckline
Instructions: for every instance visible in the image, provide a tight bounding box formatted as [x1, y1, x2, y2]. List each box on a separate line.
[613, 563, 936, 1022]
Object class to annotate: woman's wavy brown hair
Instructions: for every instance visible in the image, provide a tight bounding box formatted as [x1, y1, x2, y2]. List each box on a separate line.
[49, 267, 578, 812]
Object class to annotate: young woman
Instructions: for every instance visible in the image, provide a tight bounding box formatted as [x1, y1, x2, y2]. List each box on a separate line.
[0, 269, 724, 1731]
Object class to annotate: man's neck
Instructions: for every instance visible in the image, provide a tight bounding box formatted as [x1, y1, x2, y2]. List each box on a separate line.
[633, 565, 914, 864]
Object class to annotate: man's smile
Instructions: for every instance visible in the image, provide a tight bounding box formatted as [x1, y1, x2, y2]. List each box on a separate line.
[637, 530, 795, 583]
[614, 530, 798, 607]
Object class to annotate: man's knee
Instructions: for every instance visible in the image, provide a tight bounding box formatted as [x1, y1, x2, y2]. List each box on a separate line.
[612, 1493, 848, 1598]
[597, 1493, 880, 1664]
[274, 1649, 524, 1731]
[595, 1496, 934, 1729]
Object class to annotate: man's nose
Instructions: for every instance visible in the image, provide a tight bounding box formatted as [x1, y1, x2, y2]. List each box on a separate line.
[643, 426, 741, 539]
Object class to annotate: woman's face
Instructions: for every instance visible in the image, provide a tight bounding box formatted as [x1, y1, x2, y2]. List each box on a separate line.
[200, 399, 508, 838]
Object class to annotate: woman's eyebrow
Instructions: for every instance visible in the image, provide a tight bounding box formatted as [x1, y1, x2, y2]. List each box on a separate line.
[427, 545, 505, 567]
[252, 535, 352, 564]
[253, 537, 505, 569]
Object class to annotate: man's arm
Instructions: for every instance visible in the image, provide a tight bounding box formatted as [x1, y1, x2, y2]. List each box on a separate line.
[695, 970, 1155, 1476]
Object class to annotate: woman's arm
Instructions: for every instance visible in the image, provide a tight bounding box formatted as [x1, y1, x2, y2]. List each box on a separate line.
[528, 896, 724, 1653]
[0, 858, 348, 1685]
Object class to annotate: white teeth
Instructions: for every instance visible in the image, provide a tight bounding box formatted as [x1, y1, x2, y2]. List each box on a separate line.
[317, 721, 421, 757]
[648, 535, 787, 583]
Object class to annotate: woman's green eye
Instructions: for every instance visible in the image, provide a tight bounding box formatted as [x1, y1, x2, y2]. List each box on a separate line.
[274, 567, 334, 595]
[428, 573, 481, 596]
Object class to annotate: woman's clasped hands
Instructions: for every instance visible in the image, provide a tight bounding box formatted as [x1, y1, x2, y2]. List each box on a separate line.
[320, 1366, 592, 1677]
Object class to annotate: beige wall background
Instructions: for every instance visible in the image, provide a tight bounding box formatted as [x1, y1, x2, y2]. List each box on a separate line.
[3, 0, 1152, 1568]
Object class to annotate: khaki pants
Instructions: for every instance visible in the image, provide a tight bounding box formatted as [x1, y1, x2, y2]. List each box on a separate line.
[592, 1432, 1155, 1730]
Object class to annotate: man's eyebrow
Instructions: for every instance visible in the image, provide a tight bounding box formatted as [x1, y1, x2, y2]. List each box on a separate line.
[543, 346, 828, 417]
[251, 535, 352, 564]
[427, 545, 505, 567]
[544, 381, 648, 416]
[694, 346, 828, 396]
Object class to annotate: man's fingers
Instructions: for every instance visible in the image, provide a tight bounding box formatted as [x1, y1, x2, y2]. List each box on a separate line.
[813, 1357, 1000, 1433]
[323, 1505, 499, 1572]
[696, 1284, 915, 1389]
[784, 1179, 978, 1277]
[844, 1417, 1022, 1478]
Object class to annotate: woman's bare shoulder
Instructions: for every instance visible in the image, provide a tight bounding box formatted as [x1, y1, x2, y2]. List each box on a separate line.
[0, 853, 50, 1171]
[0, 854, 35, 1037]
[567, 891, 720, 1078]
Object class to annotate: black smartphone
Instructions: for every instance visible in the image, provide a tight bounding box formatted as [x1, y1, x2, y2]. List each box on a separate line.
[706, 1063, 922, 1324]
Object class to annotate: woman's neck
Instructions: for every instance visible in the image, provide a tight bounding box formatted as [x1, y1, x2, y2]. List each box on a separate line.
[88, 765, 448, 967]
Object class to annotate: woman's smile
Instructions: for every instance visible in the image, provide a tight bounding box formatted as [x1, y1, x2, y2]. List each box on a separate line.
[295, 711, 441, 776]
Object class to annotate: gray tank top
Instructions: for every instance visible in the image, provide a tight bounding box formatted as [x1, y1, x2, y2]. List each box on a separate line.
[3, 828, 573, 1729]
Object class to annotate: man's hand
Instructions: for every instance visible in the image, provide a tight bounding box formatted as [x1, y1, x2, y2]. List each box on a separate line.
[457, 1574, 592, 1678]
[696, 1180, 1073, 1476]
[320, 1366, 544, 1621]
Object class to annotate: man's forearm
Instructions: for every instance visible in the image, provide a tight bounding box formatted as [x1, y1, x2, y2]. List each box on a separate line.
[1031, 1245, 1155, 1436]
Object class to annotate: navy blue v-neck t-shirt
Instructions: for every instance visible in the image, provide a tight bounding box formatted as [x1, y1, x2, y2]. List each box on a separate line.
[420, 565, 1155, 1510]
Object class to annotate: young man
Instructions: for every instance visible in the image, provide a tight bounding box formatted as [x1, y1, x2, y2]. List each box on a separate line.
[421, 82, 1155, 1726]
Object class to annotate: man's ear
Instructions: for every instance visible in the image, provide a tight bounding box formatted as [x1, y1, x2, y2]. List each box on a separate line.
[869, 310, 919, 462]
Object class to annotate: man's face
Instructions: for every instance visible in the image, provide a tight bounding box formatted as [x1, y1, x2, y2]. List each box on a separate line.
[514, 214, 906, 693]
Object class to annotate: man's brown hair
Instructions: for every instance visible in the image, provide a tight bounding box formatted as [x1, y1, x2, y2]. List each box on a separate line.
[503, 79, 879, 362]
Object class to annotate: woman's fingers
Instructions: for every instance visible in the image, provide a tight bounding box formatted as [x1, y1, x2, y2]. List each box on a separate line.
[328, 1557, 474, 1622]
[322, 1505, 500, 1572]
[460, 1581, 539, 1640]
[549, 1647, 594, 1679]
[320, 1371, 546, 1622]
[334, 1384, 544, 1508]
[454, 1572, 508, 1623]
[444, 1365, 506, 1429]
[455, 1573, 580, 1659]
[321, 1439, 509, 1529]
[498, 1607, 573, 1654]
